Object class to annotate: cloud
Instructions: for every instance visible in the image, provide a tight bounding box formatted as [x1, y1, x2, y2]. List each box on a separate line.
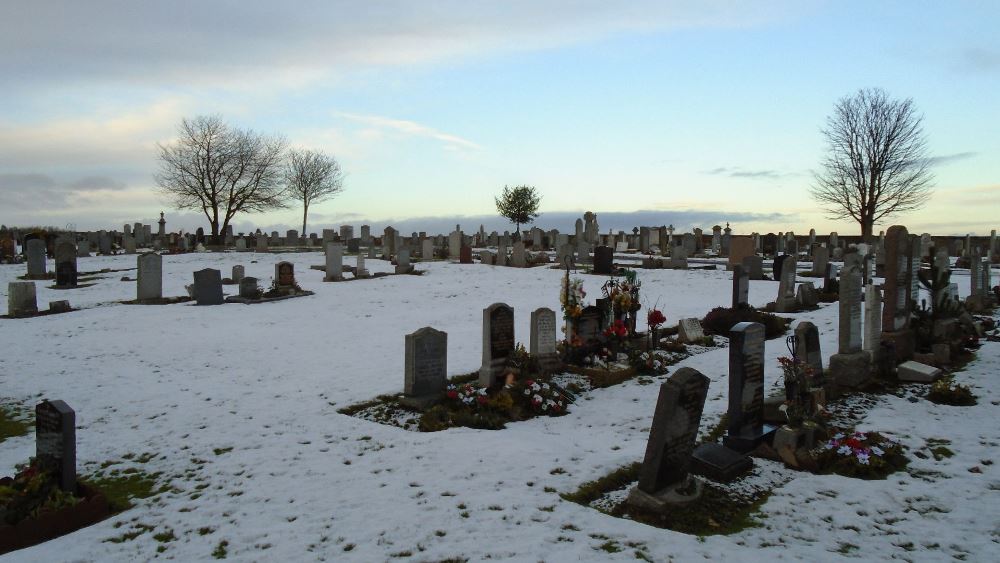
[336, 112, 482, 151]
[69, 176, 128, 191]
[704, 167, 792, 180]
[960, 47, 1000, 72]
[0, 172, 133, 211]
[925, 152, 977, 166]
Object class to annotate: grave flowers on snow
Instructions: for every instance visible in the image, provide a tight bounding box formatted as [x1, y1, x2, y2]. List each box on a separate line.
[647, 307, 666, 348]
[814, 430, 907, 479]
[559, 278, 585, 321]
[601, 270, 642, 335]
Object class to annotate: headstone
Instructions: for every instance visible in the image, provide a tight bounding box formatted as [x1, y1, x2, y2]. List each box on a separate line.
[731, 265, 749, 308]
[479, 303, 514, 387]
[325, 243, 344, 281]
[231, 265, 245, 283]
[670, 245, 688, 269]
[123, 235, 136, 254]
[421, 239, 434, 259]
[448, 230, 462, 259]
[478, 250, 493, 265]
[796, 281, 818, 308]
[275, 261, 295, 291]
[257, 234, 269, 252]
[239, 276, 259, 299]
[615, 241, 628, 252]
[775, 256, 798, 312]
[76, 240, 91, 257]
[7, 281, 38, 317]
[881, 225, 914, 361]
[629, 367, 710, 504]
[193, 268, 224, 305]
[742, 255, 764, 280]
[677, 318, 705, 343]
[829, 264, 871, 388]
[510, 241, 527, 268]
[459, 245, 473, 264]
[235, 237, 247, 251]
[794, 321, 823, 381]
[136, 253, 162, 301]
[811, 246, 829, 276]
[863, 284, 882, 357]
[402, 327, 448, 408]
[54, 242, 78, 287]
[35, 400, 76, 493]
[593, 245, 613, 275]
[396, 248, 412, 274]
[575, 305, 603, 343]
[26, 238, 46, 277]
[530, 307, 559, 371]
[897, 361, 943, 383]
[724, 322, 773, 453]
[728, 236, 755, 269]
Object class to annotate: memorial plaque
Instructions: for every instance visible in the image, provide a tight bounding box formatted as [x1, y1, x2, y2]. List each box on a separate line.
[405, 327, 448, 397]
[636, 367, 710, 494]
[35, 400, 76, 493]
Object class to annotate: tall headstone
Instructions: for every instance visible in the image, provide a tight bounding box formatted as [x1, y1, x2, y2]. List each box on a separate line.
[448, 229, 462, 260]
[193, 268, 224, 305]
[775, 256, 798, 312]
[510, 241, 527, 268]
[7, 281, 38, 317]
[26, 238, 46, 277]
[881, 225, 914, 361]
[732, 264, 749, 308]
[35, 400, 76, 493]
[724, 322, 772, 453]
[421, 239, 434, 260]
[530, 307, 559, 371]
[396, 248, 412, 274]
[54, 241, 78, 288]
[829, 264, 871, 388]
[628, 367, 710, 508]
[402, 327, 448, 409]
[863, 284, 882, 358]
[811, 246, 829, 276]
[794, 321, 823, 382]
[136, 253, 162, 301]
[325, 243, 344, 281]
[479, 303, 514, 387]
[355, 252, 369, 277]
[593, 245, 613, 275]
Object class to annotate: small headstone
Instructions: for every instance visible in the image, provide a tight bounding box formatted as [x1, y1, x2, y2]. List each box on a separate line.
[193, 268, 224, 305]
[355, 252, 369, 277]
[731, 265, 749, 308]
[231, 265, 245, 283]
[796, 281, 818, 308]
[402, 327, 448, 409]
[742, 255, 764, 280]
[421, 239, 433, 259]
[897, 361, 943, 383]
[7, 281, 38, 317]
[794, 321, 823, 382]
[592, 245, 614, 275]
[35, 400, 76, 493]
[275, 261, 295, 290]
[479, 303, 514, 387]
[460, 245, 473, 264]
[689, 443, 753, 482]
[239, 276, 259, 299]
[530, 307, 559, 371]
[325, 243, 344, 281]
[395, 248, 412, 274]
[510, 241, 527, 268]
[26, 238, 46, 277]
[677, 318, 705, 343]
[49, 300, 71, 313]
[574, 305, 603, 343]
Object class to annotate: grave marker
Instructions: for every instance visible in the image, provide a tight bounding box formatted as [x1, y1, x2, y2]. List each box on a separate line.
[530, 307, 559, 371]
[724, 322, 772, 453]
[402, 327, 448, 409]
[7, 281, 38, 317]
[193, 268, 224, 305]
[677, 318, 705, 343]
[325, 243, 344, 281]
[732, 265, 749, 308]
[479, 303, 515, 387]
[35, 400, 76, 493]
[136, 253, 162, 301]
[54, 242, 77, 287]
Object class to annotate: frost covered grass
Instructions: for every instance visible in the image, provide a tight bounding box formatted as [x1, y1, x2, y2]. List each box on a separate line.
[0, 252, 997, 561]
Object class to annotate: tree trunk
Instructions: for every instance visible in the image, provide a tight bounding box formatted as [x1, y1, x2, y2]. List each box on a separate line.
[302, 202, 309, 239]
[860, 216, 874, 243]
[515, 223, 520, 241]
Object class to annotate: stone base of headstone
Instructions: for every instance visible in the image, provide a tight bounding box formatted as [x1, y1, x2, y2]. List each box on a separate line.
[762, 393, 787, 425]
[774, 296, 799, 313]
[723, 424, 777, 454]
[771, 425, 821, 469]
[689, 443, 753, 483]
[880, 329, 915, 363]
[897, 360, 943, 383]
[829, 351, 872, 389]
[399, 394, 441, 411]
[48, 300, 72, 314]
[626, 477, 702, 512]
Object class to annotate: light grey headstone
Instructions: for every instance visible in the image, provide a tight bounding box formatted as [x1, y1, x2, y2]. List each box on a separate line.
[677, 318, 705, 343]
[136, 253, 162, 301]
[231, 265, 245, 283]
[530, 307, 558, 361]
[863, 283, 882, 355]
[839, 264, 863, 354]
[325, 243, 344, 281]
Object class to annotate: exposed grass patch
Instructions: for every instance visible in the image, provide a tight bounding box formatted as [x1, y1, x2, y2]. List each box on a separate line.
[212, 540, 229, 559]
[561, 463, 641, 506]
[336, 394, 403, 417]
[0, 403, 31, 443]
[84, 469, 165, 512]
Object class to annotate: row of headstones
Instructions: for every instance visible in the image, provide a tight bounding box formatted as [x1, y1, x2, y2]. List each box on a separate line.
[134, 253, 303, 304]
[400, 305, 560, 405]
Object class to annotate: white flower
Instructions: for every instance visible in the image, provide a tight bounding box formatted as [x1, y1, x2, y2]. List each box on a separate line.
[833, 432, 845, 440]
[531, 383, 541, 391]
[824, 442, 835, 450]
[524, 389, 531, 396]
[541, 383, 550, 390]
[837, 445, 852, 456]
[533, 394, 543, 403]
[870, 446, 884, 457]
[856, 452, 870, 465]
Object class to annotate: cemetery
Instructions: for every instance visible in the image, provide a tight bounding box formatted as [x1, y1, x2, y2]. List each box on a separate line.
[0, 220, 998, 561]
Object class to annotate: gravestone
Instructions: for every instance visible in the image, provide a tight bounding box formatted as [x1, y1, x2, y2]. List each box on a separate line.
[123, 235, 136, 254]
[355, 252, 369, 277]
[728, 236, 755, 270]
[275, 261, 295, 292]
[863, 283, 882, 359]
[257, 235, 268, 252]
[829, 264, 871, 388]
[448, 230, 461, 259]
[530, 307, 560, 371]
[723, 322, 773, 453]
[325, 243, 344, 281]
[794, 321, 823, 383]
[775, 256, 798, 312]
[76, 240, 91, 257]
[479, 303, 515, 387]
[593, 245, 614, 275]
[421, 239, 433, 260]
[460, 245, 473, 264]
[677, 318, 705, 343]
[396, 248, 412, 274]
[7, 281, 38, 317]
[136, 253, 162, 301]
[35, 400, 76, 493]
[193, 268, 224, 305]
[235, 237, 247, 251]
[881, 225, 914, 361]
[897, 361, 943, 383]
[402, 327, 448, 409]
[741, 255, 764, 280]
[231, 265, 245, 283]
[54, 242, 78, 288]
[731, 265, 749, 308]
[347, 238, 360, 253]
[772, 254, 787, 281]
[510, 242, 527, 268]
[239, 276, 259, 299]
[575, 305, 603, 343]
[627, 367, 710, 510]
[811, 246, 829, 276]
[796, 281, 818, 308]
[479, 250, 493, 265]
[26, 238, 46, 277]
[615, 241, 628, 252]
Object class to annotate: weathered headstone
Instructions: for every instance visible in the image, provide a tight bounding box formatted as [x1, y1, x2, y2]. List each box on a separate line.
[54, 242, 78, 288]
[863, 283, 883, 359]
[193, 268, 224, 305]
[677, 318, 705, 343]
[231, 265, 245, 283]
[731, 265, 749, 308]
[742, 255, 764, 280]
[530, 307, 559, 371]
[627, 367, 710, 509]
[479, 303, 515, 387]
[881, 225, 914, 361]
[811, 246, 829, 276]
[402, 327, 448, 409]
[26, 238, 46, 277]
[829, 264, 871, 388]
[355, 252, 369, 277]
[421, 239, 434, 260]
[775, 256, 798, 312]
[275, 261, 295, 291]
[593, 245, 613, 275]
[794, 321, 823, 382]
[396, 248, 412, 274]
[510, 241, 527, 268]
[239, 276, 259, 299]
[459, 245, 473, 264]
[136, 252, 162, 301]
[35, 400, 76, 493]
[325, 243, 344, 281]
[724, 322, 773, 453]
[7, 281, 38, 317]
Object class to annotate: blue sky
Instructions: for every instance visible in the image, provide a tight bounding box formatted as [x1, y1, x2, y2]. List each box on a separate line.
[1, 1, 997, 236]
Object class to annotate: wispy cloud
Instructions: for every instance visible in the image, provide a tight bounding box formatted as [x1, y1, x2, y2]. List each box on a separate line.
[336, 112, 482, 151]
[704, 166, 794, 180]
[926, 152, 977, 166]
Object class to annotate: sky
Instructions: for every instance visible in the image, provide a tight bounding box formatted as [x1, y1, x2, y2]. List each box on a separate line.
[1, 1, 998, 237]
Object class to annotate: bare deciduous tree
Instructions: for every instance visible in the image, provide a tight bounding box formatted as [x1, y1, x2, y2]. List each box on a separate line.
[810, 88, 934, 241]
[285, 149, 345, 236]
[155, 115, 287, 240]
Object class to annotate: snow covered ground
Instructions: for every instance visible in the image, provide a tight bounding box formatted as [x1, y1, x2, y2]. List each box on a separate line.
[0, 251, 997, 562]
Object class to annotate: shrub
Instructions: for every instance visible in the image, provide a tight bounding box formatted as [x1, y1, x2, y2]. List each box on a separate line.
[927, 377, 977, 406]
[701, 306, 789, 339]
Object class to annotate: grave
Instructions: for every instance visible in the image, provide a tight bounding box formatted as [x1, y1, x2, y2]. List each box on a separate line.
[193, 268, 224, 305]
[593, 245, 614, 275]
[401, 327, 448, 410]
[355, 252, 369, 278]
[627, 367, 710, 511]
[35, 400, 76, 493]
[26, 239, 46, 278]
[574, 305, 603, 343]
[829, 264, 871, 388]
[795, 281, 818, 308]
[136, 253, 162, 301]
[689, 443, 753, 483]
[396, 248, 413, 274]
[794, 321, 823, 383]
[723, 322, 775, 453]
[275, 262, 295, 294]
[325, 243, 344, 281]
[460, 245, 473, 264]
[731, 265, 749, 308]
[741, 255, 764, 280]
[479, 303, 515, 387]
[7, 281, 38, 317]
[881, 225, 915, 361]
[727, 236, 755, 270]
[863, 284, 882, 360]
[54, 242, 78, 288]
[530, 307, 560, 372]
[677, 318, 705, 343]
[774, 256, 798, 312]
[897, 361, 943, 383]
[510, 242, 527, 268]
[239, 277, 260, 299]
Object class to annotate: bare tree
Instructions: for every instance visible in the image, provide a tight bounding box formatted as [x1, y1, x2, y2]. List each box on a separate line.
[155, 115, 288, 240]
[285, 149, 346, 236]
[810, 88, 933, 242]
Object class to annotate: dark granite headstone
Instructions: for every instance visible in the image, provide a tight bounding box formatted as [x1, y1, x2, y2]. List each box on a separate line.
[593, 245, 614, 275]
[193, 268, 224, 305]
[772, 254, 787, 280]
[479, 303, 514, 386]
[347, 238, 360, 253]
[690, 443, 753, 483]
[794, 321, 823, 384]
[575, 305, 603, 343]
[636, 367, 711, 494]
[404, 327, 448, 407]
[731, 264, 749, 308]
[724, 322, 774, 453]
[275, 261, 295, 288]
[54, 241, 77, 287]
[35, 400, 76, 493]
[239, 276, 259, 299]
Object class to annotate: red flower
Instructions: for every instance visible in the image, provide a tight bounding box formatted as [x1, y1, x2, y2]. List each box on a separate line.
[446, 390, 458, 399]
[524, 380, 535, 388]
[647, 309, 666, 328]
[476, 395, 488, 405]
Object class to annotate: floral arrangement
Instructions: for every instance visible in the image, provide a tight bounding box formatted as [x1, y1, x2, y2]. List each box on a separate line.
[647, 309, 666, 331]
[0, 458, 80, 525]
[519, 379, 567, 414]
[629, 350, 669, 375]
[815, 430, 907, 479]
[777, 356, 818, 427]
[560, 278, 586, 320]
[445, 383, 489, 407]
